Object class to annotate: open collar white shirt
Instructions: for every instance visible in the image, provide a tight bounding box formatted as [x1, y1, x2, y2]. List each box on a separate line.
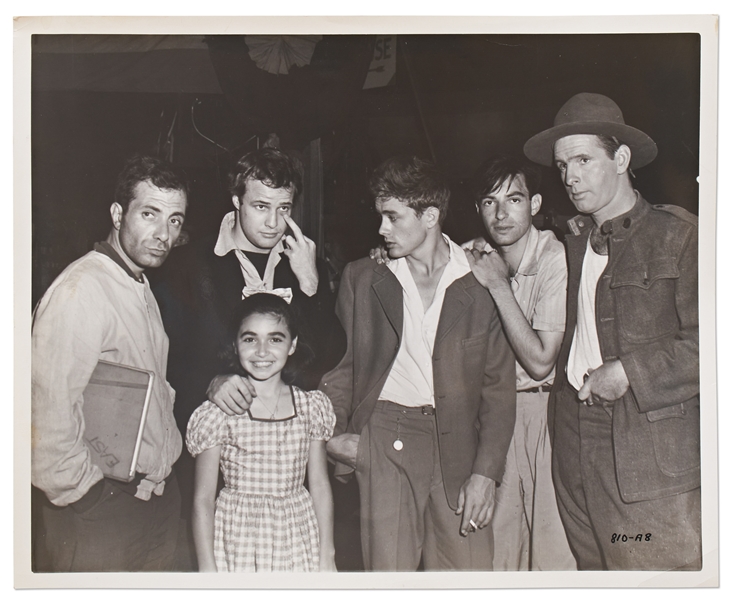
[379, 235, 471, 408]
[213, 211, 292, 301]
[509, 226, 568, 391]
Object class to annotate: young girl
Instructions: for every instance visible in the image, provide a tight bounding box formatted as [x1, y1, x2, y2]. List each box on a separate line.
[186, 293, 337, 572]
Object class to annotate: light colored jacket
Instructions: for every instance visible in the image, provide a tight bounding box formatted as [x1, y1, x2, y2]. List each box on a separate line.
[32, 249, 182, 506]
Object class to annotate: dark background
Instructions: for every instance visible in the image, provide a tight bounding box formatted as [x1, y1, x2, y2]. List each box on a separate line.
[31, 33, 701, 307]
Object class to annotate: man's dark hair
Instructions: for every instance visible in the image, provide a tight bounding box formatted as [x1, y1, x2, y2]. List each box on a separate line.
[594, 134, 623, 160]
[229, 147, 304, 200]
[550, 134, 622, 162]
[472, 154, 542, 205]
[369, 156, 450, 224]
[114, 155, 189, 212]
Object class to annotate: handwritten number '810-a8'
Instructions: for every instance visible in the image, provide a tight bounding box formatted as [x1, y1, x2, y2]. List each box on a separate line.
[611, 533, 652, 543]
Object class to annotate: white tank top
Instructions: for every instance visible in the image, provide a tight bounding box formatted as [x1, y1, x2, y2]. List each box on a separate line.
[567, 238, 608, 391]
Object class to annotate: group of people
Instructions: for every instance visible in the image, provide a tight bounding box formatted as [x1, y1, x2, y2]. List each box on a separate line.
[31, 92, 701, 573]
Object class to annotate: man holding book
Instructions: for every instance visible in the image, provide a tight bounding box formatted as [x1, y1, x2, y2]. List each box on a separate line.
[31, 155, 189, 571]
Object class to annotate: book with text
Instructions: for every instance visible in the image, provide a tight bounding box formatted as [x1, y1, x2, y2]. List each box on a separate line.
[82, 360, 154, 482]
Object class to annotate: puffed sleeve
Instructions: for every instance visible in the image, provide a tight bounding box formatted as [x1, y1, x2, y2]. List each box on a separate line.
[186, 401, 228, 457]
[306, 390, 336, 442]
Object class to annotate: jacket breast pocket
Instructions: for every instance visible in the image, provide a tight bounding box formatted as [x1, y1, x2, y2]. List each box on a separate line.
[610, 258, 680, 343]
[646, 398, 700, 478]
[458, 334, 490, 375]
[461, 333, 489, 349]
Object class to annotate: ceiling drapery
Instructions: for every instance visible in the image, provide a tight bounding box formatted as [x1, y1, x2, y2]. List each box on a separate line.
[206, 35, 376, 149]
[244, 35, 323, 75]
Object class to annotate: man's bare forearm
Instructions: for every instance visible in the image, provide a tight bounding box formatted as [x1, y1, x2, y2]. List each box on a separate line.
[487, 280, 558, 380]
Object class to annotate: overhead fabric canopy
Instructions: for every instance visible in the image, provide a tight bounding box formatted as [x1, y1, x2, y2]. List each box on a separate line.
[32, 34, 376, 149]
[32, 35, 223, 94]
[206, 35, 375, 148]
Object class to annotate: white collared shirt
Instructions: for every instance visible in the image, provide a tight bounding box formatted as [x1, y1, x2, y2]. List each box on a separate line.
[509, 226, 568, 391]
[213, 211, 287, 296]
[378, 235, 471, 407]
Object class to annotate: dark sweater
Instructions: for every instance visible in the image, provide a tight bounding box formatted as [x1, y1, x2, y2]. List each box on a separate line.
[151, 233, 345, 435]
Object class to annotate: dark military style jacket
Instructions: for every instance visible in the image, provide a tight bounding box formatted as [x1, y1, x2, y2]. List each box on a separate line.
[551, 194, 700, 503]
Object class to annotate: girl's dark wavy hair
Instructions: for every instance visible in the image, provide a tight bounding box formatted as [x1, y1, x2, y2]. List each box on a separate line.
[219, 293, 313, 385]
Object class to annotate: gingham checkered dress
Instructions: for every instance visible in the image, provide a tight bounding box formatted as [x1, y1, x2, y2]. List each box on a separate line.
[186, 387, 336, 572]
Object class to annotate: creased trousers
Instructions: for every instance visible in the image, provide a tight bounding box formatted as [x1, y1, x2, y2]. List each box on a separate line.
[491, 389, 576, 570]
[355, 401, 493, 571]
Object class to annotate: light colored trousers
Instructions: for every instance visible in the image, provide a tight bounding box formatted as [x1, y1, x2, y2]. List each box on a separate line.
[491, 389, 576, 570]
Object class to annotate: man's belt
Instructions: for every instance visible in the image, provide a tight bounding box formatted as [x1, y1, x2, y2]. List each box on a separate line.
[106, 471, 147, 497]
[106, 471, 173, 500]
[380, 400, 436, 416]
[519, 383, 553, 394]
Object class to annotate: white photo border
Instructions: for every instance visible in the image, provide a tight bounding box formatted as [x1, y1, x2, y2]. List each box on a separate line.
[13, 13, 719, 590]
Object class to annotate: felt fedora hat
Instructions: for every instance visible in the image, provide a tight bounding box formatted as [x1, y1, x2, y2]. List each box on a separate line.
[523, 93, 658, 169]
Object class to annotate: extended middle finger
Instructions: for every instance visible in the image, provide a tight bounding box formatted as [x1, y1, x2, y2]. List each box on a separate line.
[283, 214, 303, 239]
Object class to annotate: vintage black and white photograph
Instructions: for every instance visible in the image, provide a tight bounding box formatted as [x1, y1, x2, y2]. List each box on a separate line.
[13, 12, 719, 589]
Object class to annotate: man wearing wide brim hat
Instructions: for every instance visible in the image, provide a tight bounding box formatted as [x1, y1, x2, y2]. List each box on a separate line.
[524, 93, 701, 570]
